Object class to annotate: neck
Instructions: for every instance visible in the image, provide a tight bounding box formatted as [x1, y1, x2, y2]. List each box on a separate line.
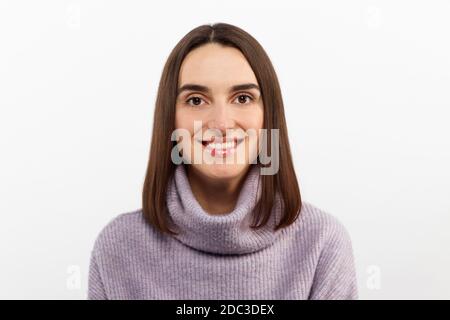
[186, 166, 249, 215]
[166, 164, 283, 254]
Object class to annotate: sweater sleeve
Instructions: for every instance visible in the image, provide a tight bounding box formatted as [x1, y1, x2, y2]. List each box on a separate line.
[87, 249, 108, 300]
[308, 220, 358, 300]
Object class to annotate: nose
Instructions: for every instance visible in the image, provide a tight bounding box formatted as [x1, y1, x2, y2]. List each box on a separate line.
[206, 102, 235, 135]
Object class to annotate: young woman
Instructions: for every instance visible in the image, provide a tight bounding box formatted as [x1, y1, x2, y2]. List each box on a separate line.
[88, 23, 358, 300]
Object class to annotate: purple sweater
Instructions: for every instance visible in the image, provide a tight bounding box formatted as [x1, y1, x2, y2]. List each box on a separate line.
[88, 164, 358, 299]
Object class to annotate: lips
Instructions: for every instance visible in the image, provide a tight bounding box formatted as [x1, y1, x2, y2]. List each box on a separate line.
[200, 136, 244, 147]
[198, 137, 244, 157]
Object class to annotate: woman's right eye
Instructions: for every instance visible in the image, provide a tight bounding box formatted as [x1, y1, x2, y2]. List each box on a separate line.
[186, 96, 205, 107]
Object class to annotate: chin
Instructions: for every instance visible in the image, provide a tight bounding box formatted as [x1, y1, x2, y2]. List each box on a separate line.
[191, 163, 249, 180]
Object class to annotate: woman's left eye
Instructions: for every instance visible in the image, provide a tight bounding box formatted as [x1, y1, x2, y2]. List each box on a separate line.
[234, 94, 253, 104]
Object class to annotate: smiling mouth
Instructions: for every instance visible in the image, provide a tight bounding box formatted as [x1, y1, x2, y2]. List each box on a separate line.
[198, 137, 245, 157]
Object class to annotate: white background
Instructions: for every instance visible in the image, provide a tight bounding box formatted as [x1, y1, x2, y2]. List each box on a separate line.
[1, 0, 449, 299]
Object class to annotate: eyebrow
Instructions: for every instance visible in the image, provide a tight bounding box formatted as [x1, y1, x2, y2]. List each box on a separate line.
[177, 83, 260, 96]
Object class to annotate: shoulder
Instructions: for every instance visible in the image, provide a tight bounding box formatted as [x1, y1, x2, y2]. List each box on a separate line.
[294, 202, 358, 299]
[290, 201, 354, 250]
[91, 209, 160, 255]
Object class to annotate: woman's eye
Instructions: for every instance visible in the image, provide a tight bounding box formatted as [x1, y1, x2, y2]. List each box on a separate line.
[234, 94, 253, 104]
[186, 96, 205, 107]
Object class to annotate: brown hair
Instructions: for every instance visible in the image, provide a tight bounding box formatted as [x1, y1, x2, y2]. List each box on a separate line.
[142, 22, 302, 235]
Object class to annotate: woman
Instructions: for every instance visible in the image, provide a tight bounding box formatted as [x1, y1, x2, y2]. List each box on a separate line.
[88, 23, 358, 300]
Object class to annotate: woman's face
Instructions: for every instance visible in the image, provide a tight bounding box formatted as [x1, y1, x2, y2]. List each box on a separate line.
[175, 43, 264, 180]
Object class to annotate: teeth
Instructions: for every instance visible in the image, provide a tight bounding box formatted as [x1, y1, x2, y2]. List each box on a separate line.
[205, 141, 235, 149]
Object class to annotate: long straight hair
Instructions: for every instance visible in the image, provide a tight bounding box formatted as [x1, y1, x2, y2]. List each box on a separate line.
[142, 23, 302, 235]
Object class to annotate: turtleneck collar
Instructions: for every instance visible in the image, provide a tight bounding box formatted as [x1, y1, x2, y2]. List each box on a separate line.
[166, 164, 283, 255]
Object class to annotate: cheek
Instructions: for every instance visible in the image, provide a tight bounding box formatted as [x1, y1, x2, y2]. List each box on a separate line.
[242, 107, 264, 132]
[174, 108, 195, 134]
[174, 113, 195, 158]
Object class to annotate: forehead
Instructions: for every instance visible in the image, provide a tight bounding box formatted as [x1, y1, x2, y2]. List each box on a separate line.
[178, 43, 258, 88]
